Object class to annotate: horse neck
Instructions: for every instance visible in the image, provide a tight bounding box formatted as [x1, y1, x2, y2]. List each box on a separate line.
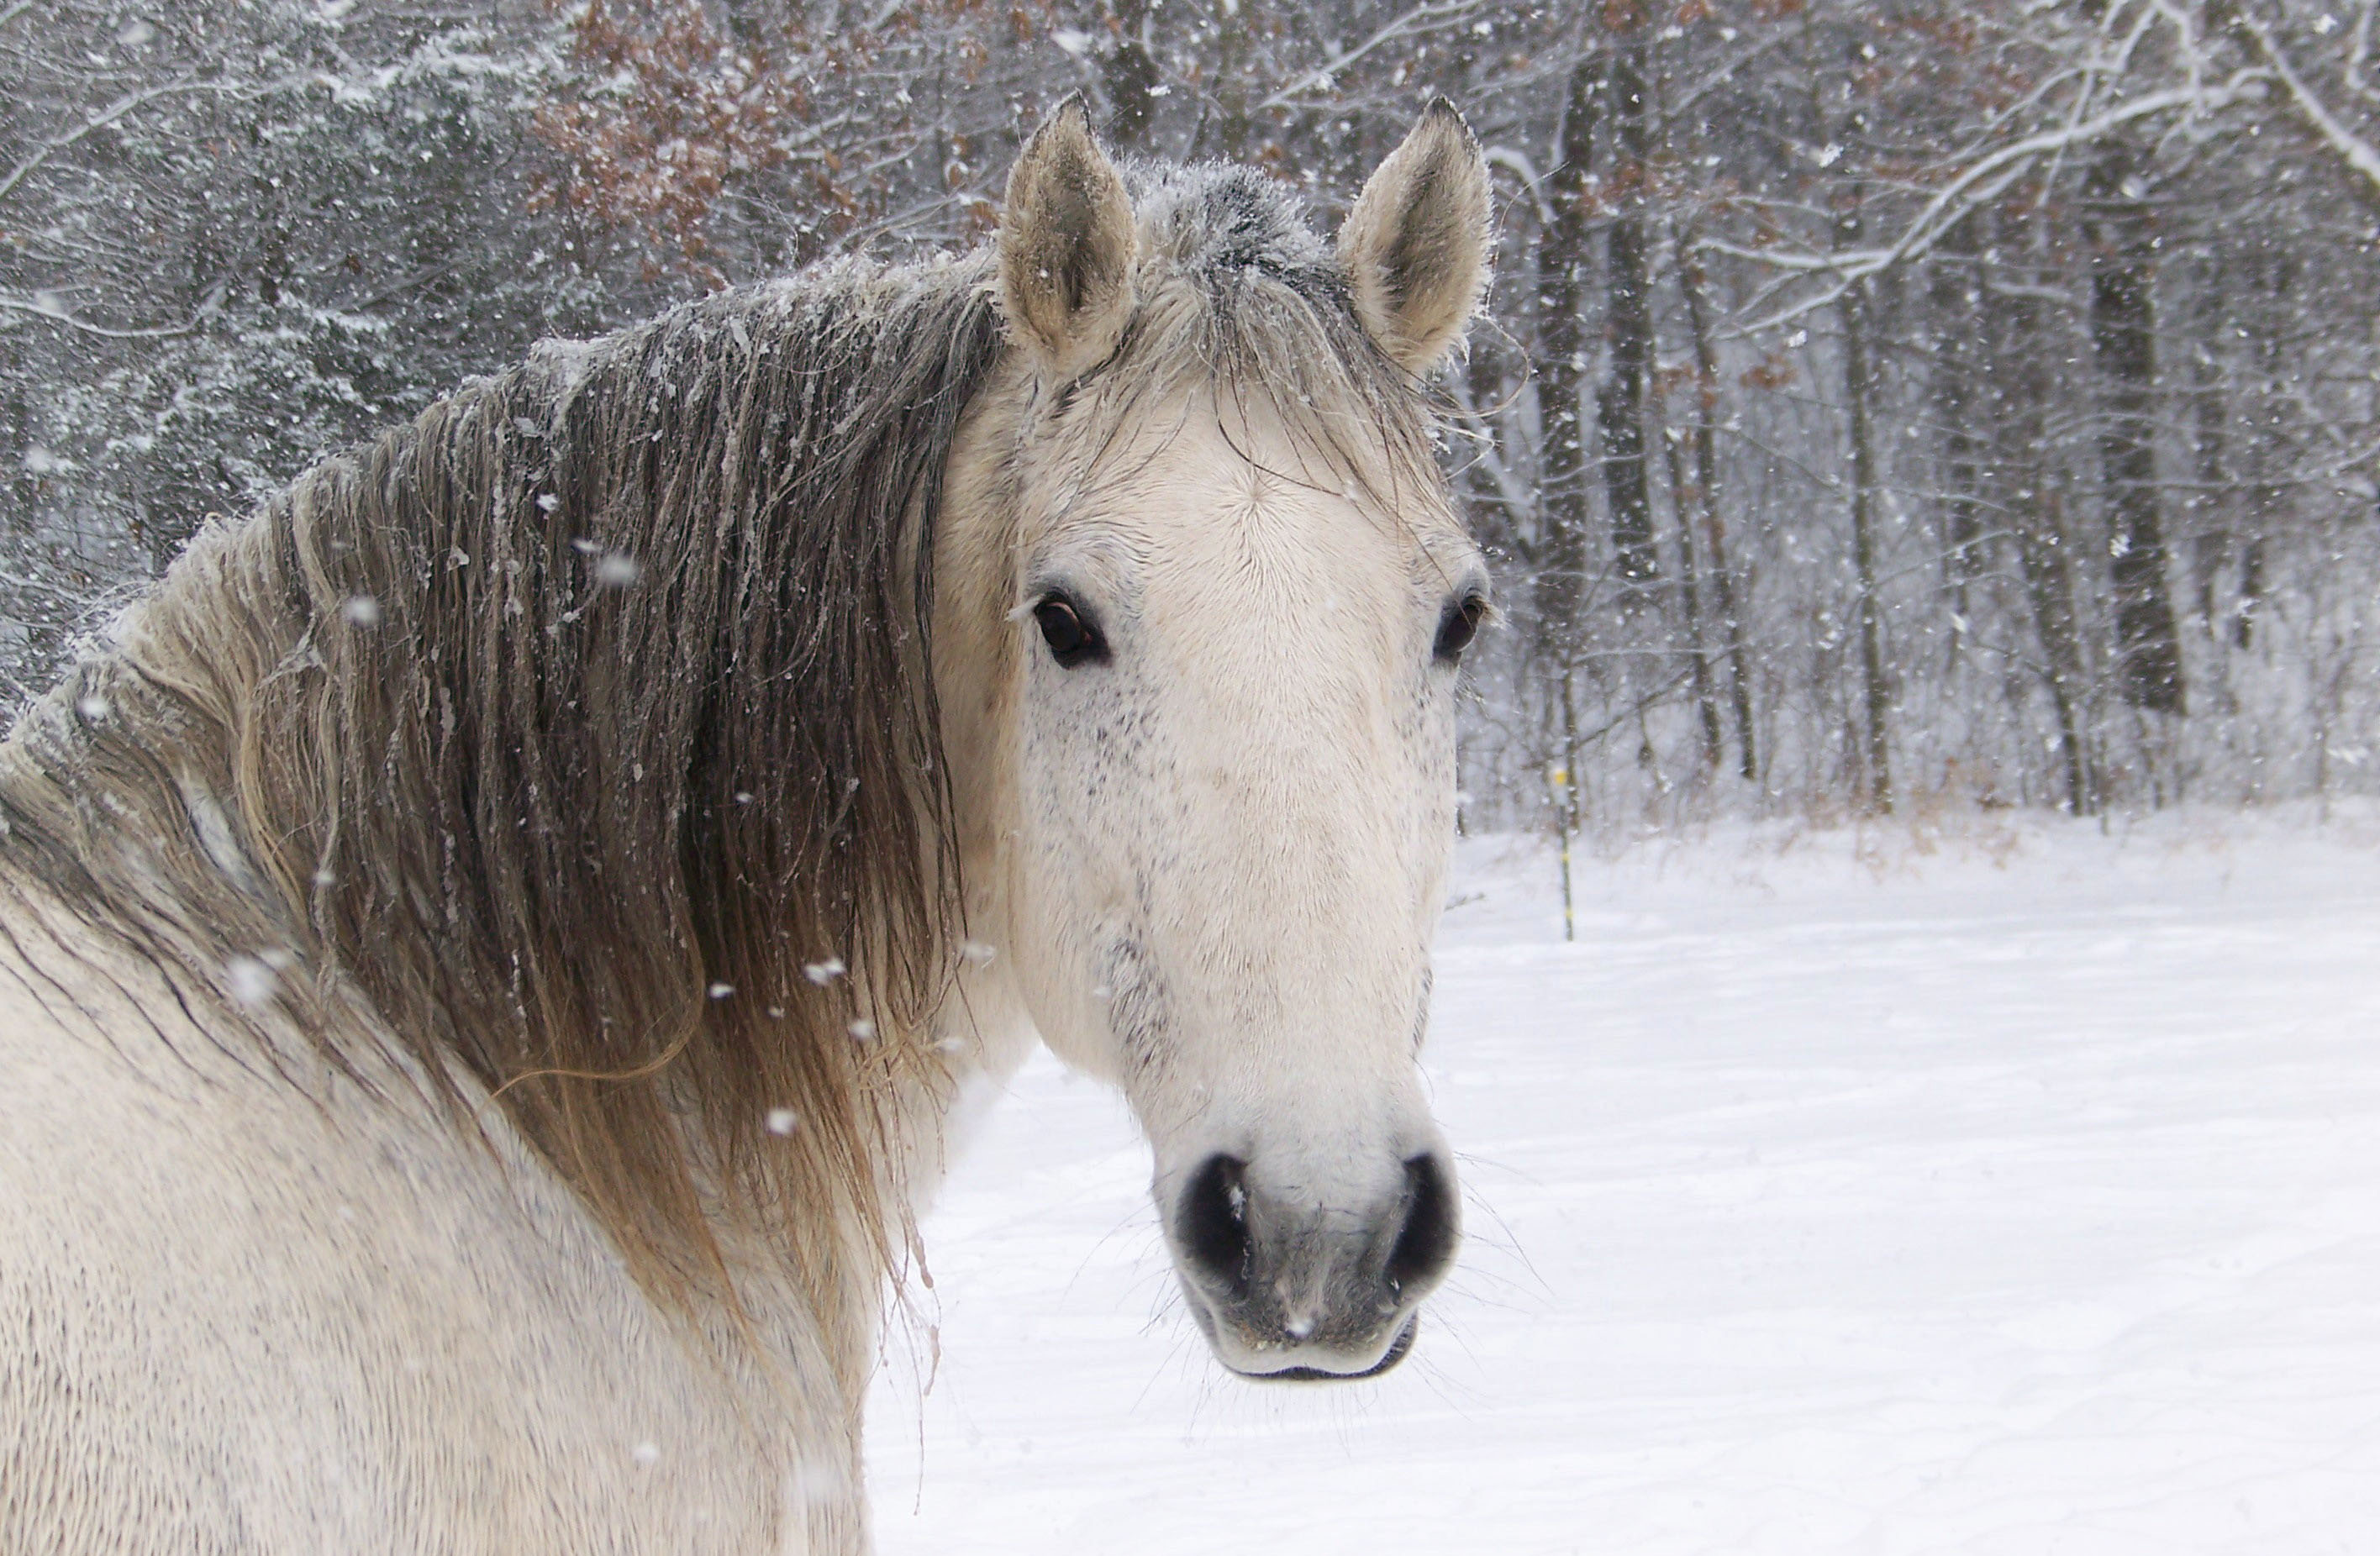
[0, 259, 1024, 1345]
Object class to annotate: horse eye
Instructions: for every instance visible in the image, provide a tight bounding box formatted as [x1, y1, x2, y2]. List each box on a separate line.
[1033, 595, 1107, 669]
[1434, 593, 1485, 665]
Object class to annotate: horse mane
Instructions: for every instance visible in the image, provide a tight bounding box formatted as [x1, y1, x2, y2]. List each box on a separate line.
[0, 160, 1445, 1340]
[1121, 161, 1441, 468]
[0, 249, 1002, 1332]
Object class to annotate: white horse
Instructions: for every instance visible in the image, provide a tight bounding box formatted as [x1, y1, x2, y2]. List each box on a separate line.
[0, 99, 1491, 1553]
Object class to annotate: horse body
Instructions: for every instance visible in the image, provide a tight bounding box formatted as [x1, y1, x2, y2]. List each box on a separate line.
[0, 854, 930, 1553]
[0, 102, 1488, 1551]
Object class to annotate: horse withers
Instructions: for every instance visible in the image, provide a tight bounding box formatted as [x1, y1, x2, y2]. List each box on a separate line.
[0, 99, 1491, 1552]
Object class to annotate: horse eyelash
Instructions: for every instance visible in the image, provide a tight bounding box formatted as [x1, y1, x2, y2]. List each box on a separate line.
[1007, 587, 1088, 621]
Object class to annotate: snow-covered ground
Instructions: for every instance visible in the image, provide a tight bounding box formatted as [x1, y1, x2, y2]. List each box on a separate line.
[865, 810, 2380, 1554]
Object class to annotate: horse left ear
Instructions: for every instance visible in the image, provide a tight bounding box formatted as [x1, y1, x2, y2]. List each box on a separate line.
[1338, 99, 1491, 374]
[998, 95, 1137, 380]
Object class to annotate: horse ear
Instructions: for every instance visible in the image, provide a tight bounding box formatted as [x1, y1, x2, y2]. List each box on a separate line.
[1338, 99, 1491, 374]
[998, 96, 1137, 380]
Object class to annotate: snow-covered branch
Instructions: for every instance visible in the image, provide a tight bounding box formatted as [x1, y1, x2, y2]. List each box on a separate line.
[2230, 7, 2380, 207]
[0, 78, 240, 208]
[1704, 75, 2265, 316]
[0, 292, 203, 339]
[1258, 0, 1485, 111]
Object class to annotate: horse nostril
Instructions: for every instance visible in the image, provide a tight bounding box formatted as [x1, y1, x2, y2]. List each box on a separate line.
[1176, 1154, 1252, 1298]
[1383, 1153, 1458, 1297]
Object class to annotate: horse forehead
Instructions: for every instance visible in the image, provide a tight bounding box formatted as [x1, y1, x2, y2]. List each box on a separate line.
[1054, 419, 1445, 607]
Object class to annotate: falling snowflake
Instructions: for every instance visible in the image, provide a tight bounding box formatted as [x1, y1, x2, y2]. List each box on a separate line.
[766, 1107, 799, 1136]
[804, 957, 845, 986]
[708, 981, 735, 1000]
[226, 956, 277, 1006]
[341, 595, 381, 626]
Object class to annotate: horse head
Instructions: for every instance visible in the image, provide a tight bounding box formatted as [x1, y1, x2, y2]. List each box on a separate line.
[938, 100, 1491, 1380]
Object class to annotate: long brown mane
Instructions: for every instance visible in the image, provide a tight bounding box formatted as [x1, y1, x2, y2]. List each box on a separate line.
[0, 250, 1002, 1327]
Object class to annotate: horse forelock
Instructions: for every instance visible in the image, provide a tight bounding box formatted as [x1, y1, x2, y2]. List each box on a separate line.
[1106, 161, 1451, 528]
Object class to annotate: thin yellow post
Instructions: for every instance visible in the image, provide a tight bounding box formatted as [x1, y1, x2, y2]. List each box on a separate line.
[1548, 760, 1575, 944]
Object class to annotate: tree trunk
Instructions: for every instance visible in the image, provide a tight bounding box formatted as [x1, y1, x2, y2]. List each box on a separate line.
[2238, 249, 2296, 649]
[1927, 218, 1986, 675]
[1993, 219, 2095, 816]
[1657, 388, 1724, 770]
[1534, 53, 1602, 658]
[2085, 142, 2185, 715]
[1837, 183, 1891, 814]
[2187, 281, 2231, 639]
[1557, 668, 1580, 942]
[2014, 497, 2095, 817]
[1674, 227, 1758, 782]
[1198, 0, 1251, 158]
[1843, 278, 1893, 815]
[1598, 34, 1661, 595]
[1100, 0, 1161, 149]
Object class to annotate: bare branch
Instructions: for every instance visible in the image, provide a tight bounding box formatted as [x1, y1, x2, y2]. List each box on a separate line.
[1704, 75, 2265, 324]
[0, 293, 202, 339]
[1257, 0, 1484, 111]
[2232, 7, 2380, 208]
[0, 78, 240, 208]
[2349, 0, 2380, 108]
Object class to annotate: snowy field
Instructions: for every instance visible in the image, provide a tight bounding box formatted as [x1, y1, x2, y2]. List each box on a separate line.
[866, 811, 2380, 1554]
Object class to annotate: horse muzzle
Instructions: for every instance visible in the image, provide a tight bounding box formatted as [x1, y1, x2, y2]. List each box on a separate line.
[1163, 1149, 1459, 1380]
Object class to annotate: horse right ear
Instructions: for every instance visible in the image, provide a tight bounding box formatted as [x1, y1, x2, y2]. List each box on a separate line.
[998, 97, 1137, 381]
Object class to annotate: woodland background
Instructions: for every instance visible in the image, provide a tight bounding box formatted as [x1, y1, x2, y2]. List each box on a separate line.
[7, 0, 2378, 836]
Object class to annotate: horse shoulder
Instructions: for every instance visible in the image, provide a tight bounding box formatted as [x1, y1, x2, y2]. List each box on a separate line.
[0, 912, 846, 1554]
